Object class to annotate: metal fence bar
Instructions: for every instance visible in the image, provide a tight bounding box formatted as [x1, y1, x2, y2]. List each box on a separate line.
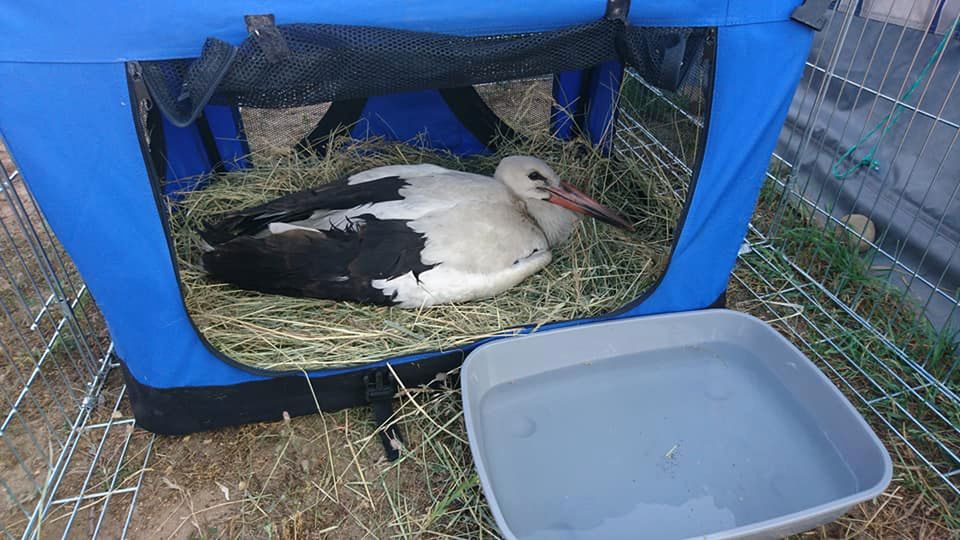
[768, 6, 859, 237]
[0, 288, 92, 437]
[802, 0, 928, 208]
[765, 5, 960, 386]
[0, 218, 92, 393]
[762, 164, 960, 309]
[803, 63, 960, 131]
[624, 70, 704, 129]
[770, 2, 850, 202]
[745, 240, 960, 441]
[19, 344, 113, 539]
[0, 182, 102, 382]
[119, 434, 154, 540]
[0, 323, 72, 442]
[618, 8, 960, 496]
[0, 146, 152, 540]
[847, 35, 958, 328]
[57, 385, 127, 537]
[797, 17, 942, 303]
[736, 241, 958, 476]
[730, 245, 960, 495]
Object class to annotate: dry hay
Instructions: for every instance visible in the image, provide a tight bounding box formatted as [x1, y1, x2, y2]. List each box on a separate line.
[166, 134, 684, 370]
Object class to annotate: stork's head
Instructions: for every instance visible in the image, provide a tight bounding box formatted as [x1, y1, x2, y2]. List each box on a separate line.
[495, 156, 634, 244]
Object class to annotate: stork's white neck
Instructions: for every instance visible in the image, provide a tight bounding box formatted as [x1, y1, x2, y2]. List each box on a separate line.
[524, 200, 580, 247]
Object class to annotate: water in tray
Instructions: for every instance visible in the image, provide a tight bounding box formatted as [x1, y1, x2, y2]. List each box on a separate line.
[477, 342, 859, 539]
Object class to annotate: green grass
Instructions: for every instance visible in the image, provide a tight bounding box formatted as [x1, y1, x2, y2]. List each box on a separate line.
[762, 193, 959, 385]
[735, 182, 960, 528]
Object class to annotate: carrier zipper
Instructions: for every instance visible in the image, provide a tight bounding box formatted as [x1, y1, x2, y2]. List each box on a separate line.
[127, 62, 149, 113]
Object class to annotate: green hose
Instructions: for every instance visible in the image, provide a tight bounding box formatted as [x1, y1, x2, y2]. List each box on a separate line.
[831, 15, 959, 180]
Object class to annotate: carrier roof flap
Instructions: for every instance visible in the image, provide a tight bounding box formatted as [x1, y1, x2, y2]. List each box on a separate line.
[0, 0, 803, 63]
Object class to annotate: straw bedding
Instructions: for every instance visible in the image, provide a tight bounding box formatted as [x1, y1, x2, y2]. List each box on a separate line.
[167, 135, 682, 370]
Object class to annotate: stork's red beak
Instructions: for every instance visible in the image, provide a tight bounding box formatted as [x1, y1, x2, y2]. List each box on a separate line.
[545, 181, 634, 231]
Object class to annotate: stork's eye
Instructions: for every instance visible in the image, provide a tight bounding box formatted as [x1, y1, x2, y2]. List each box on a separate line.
[528, 171, 548, 182]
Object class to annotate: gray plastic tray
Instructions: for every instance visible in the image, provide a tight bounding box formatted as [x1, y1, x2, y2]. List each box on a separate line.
[462, 310, 891, 540]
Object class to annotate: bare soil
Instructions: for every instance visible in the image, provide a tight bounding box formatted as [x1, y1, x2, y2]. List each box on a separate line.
[3, 124, 958, 540]
[119, 375, 958, 539]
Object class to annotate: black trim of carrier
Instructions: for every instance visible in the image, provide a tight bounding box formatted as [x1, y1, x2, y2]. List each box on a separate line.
[122, 24, 720, 436]
[122, 353, 464, 435]
[144, 102, 167, 183]
[296, 97, 368, 156]
[296, 86, 522, 158]
[438, 86, 521, 151]
[610, 28, 718, 316]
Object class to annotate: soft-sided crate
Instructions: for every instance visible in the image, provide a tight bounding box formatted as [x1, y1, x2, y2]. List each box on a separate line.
[0, 1, 818, 434]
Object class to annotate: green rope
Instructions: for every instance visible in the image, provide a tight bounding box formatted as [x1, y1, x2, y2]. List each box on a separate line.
[831, 15, 960, 180]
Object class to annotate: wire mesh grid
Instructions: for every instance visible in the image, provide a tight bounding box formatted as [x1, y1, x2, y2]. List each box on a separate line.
[765, 1, 960, 492]
[0, 145, 155, 540]
[3, 7, 957, 535]
[768, 1, 960, 336]
[617, 1, 960, 497]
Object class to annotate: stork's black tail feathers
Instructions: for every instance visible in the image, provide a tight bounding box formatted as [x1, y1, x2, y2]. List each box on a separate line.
[195, 174, 426, 304]
[198, 175, 408, 245]
[198, 204, 314, 245]
[199, 217, 435, 305]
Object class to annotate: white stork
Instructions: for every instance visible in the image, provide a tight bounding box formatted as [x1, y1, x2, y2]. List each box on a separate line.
[199, 156, 633, 307]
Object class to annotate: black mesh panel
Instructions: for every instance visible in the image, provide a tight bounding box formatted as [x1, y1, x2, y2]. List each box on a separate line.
[618, 27, 706, 92]
[141, 21, 708, 128]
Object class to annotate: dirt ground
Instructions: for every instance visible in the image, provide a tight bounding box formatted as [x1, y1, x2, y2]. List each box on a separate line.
[2, 131, 958, 539]
[116, 367, 957, 540]
[49, 258, 948, 539]
[0, 142, 116, 538]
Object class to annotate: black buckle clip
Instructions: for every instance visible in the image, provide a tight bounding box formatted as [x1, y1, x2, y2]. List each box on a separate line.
[244, 14, 290, 63]
[605, 0, 630, 21]
[364, 369, 404, 461]
[364, 370, 394, 401]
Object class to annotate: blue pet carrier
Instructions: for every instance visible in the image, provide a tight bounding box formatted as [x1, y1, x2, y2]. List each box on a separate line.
[0, 1, 822, 442]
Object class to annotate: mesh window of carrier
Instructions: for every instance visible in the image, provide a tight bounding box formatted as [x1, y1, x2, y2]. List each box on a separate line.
[141, 21, 714, 371]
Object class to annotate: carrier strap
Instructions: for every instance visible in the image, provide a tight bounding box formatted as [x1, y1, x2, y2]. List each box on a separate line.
[364, 369, 403, 461]
[438, 87, 521, 151]
[195, 112, 226, 174]
[244, 14, 290, 63]
[790, 0, 831, 31]
[296, 98, 369, 156]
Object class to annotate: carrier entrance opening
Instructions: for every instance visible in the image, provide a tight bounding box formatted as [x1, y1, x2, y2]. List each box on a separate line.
[136, 24, 714, 372]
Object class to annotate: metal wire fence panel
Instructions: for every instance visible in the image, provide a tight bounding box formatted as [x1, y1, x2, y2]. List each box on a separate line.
[766, 1, 960, 404]
[733, 234, 960, 496]
[0, 144, 154, 540]
[2, 7, 956, 533]
[617, 0, 960, 497]
[769, 2, 960, 346]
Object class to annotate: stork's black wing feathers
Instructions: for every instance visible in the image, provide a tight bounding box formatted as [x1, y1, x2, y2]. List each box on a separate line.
[200, 216, 435, 305]
[199, 175, 408, 245]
